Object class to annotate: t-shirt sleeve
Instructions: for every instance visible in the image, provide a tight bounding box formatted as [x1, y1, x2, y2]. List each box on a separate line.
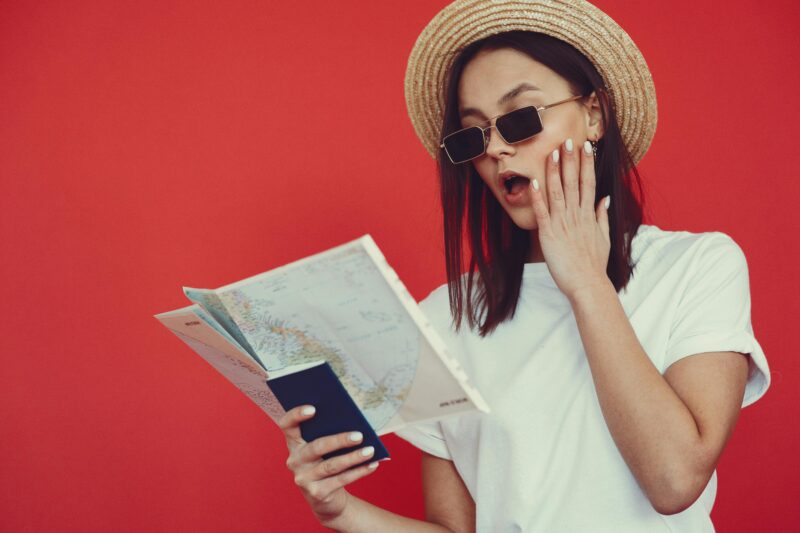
[664, 233, 770, 408]
[393, 420, 452, 460]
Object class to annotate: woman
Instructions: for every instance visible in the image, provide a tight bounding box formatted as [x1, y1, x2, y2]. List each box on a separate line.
[279, 0, 771, 531]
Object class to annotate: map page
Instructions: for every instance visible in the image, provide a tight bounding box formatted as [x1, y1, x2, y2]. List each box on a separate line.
[173, 235, 488, 435]
[154, 305, 285, 421]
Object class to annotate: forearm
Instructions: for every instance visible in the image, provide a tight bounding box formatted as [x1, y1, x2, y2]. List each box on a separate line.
[568, 280, 706, 512]
[323, 491, 453, 533]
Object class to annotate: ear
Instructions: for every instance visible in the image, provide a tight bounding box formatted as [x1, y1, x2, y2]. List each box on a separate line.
[582, 90, 605, 141]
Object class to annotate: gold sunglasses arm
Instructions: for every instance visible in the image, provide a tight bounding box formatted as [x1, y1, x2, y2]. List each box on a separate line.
[536, 93, 585, 111]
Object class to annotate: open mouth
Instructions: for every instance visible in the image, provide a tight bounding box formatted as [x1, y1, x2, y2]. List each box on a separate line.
[503, 175, 531, 195]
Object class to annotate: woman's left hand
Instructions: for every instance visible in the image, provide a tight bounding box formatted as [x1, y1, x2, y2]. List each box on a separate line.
[529, 138, 612, 301]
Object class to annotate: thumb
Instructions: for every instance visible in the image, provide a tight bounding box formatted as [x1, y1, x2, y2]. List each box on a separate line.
[596, 195, 611, 241]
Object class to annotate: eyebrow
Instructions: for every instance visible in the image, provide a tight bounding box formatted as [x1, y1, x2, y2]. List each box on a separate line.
[459, 82, 543, 120]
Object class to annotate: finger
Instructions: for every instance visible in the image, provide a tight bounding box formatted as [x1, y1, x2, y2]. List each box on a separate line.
[529, 178, 551, 233]
[580, 140, 598, 215]
[560, 138, 580, 212]
[307, 445, 376, 482]
[297, 430, 365, 464]
[546, 147, 565, 213]
[311, 460, 381, 502]
[279, 405, 316, 448]
[596, 195, 611, 241]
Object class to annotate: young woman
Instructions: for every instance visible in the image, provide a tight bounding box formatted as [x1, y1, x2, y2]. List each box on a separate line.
[279, 1, 771, 531]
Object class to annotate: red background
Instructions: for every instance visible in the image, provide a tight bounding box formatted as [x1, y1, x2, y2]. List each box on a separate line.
[2, 1, 798, 531]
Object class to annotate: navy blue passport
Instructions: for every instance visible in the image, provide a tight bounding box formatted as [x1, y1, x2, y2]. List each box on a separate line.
[267, 361, 390, 464]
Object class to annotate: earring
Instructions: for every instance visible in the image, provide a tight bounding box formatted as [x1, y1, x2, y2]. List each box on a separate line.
[590, 140, 598, 159]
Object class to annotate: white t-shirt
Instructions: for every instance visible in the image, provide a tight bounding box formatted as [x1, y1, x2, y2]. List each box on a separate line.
[395, 223, 771, 533]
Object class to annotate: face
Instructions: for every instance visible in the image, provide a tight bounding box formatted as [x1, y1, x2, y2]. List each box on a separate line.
[457, 47, 603, 231]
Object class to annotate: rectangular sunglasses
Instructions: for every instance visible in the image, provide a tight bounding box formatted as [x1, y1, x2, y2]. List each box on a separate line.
[440, 94, 584, 164]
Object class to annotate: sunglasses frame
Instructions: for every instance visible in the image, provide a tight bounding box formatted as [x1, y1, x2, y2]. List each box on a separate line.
[439, 94, 585, 164]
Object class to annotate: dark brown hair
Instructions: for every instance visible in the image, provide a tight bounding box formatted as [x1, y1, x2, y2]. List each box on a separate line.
[438, 31, 646, 337]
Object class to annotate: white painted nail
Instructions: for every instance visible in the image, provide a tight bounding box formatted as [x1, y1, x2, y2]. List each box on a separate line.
[565, 138, 573, 152]
[368, 461, 379, 469]
[348, 432, 363, 442]
[361, 446, 375, 457]
[532, 178, 539, 191]
[301, 406, 315, 416]
[584, 140, 592, 155]
[552, 149, 560, 163]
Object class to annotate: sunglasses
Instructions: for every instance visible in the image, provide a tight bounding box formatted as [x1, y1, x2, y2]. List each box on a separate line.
[439, 94, 585, 164]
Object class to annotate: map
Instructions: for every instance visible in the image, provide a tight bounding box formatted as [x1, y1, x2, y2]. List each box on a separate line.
[185, 241, 419, 431]
[154, 305, 285, 421]
[158, 235, 489, 436]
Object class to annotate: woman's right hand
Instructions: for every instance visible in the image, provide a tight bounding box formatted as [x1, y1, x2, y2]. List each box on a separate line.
[280, 405, 380, 526]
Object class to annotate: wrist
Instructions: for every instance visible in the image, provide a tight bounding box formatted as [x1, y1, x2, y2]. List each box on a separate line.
[318, 491, 354, 531]
[567, 277, 616, 307]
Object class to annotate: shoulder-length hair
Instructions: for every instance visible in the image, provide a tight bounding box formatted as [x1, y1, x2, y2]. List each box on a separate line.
[438, 31, 646, 337]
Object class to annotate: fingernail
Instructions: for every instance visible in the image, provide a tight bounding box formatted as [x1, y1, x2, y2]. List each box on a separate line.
[532, 178, 539, 191]
[552, 149, 560, 163]
[348, 432, 363, 442]
[368, 461, 379, 469]
[301, 406, 315, 416]
[361, 446, 375, 457]
[565, 138, 573, 152]
[604, 196, 611, 209]
[584, 140, 592, 155]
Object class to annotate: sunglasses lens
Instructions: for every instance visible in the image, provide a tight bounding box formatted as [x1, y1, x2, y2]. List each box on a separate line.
[443, 127, 485, 163]
[496, 106, 542, 143]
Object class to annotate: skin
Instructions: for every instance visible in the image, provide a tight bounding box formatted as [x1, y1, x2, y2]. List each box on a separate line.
[279, 406, 464, 532]
[278, 46, 751, 530]
[458, 47, 607, 268]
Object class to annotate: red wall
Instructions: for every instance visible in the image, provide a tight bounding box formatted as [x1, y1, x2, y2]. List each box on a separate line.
[2, 1, 798, 531]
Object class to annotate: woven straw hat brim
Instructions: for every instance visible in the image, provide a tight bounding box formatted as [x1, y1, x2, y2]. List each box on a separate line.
[405, 0, 657, 165]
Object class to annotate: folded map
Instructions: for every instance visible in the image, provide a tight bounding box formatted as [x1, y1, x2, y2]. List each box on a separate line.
[154, 235, 490, 436]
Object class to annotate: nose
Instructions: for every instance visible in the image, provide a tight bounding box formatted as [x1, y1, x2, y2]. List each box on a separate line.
[483, 124, 515, 159]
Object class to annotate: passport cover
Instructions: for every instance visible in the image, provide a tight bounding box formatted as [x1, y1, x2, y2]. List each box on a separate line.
[267, 361, 390, 464]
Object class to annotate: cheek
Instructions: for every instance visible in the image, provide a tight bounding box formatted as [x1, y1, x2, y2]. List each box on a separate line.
[515, 143, 552, 178]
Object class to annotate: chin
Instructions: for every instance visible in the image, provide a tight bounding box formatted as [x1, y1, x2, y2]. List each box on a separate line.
[507, 211, 539, 231]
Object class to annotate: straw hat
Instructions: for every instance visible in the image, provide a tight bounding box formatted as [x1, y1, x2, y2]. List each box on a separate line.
[405, 0, 657, 165]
